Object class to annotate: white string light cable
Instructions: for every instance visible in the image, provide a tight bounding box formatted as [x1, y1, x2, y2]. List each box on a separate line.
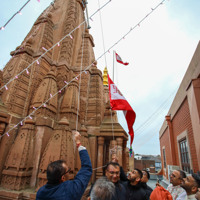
[0, 0, 41, 31]
[0, 0, 112, 92]
[1, 0, 56, 70]
[0, 0, 168, 140]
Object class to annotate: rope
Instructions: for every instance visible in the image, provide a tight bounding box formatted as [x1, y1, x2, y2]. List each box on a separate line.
[97, 0, 107, 67]
[97, 0, 116, 150]
[76, 22, 86, 131]
[0, 0, 31, 30]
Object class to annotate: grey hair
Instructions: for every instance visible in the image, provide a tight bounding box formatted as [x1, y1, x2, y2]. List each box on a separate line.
[90, 177, 115, 200]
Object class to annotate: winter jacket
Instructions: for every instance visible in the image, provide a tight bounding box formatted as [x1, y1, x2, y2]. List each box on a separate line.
[141, 182, 153, 199]
[111, 182, 127, 200]
[123, 181, 149, 200]
[36, 149, 92, 200]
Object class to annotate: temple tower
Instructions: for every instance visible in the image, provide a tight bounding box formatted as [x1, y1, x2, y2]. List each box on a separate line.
[0, 0, 129, 199]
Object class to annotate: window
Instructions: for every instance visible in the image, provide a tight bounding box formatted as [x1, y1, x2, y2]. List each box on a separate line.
[179, 138, 190, 173]
[163, 148, 166, 168]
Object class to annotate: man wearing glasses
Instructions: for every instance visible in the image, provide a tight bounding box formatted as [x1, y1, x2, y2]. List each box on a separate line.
[167, 170, 187, 200]
[104, 162, 126, 200]
[36, 131, 92, 200]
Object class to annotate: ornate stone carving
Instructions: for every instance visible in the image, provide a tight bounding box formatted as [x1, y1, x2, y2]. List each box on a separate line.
[37, 117, 74, 188]
[1, 119, 35, 190]
[30, 67, 58, 119]
[59, 0, 77, 64]
[60, 76, 79, 129]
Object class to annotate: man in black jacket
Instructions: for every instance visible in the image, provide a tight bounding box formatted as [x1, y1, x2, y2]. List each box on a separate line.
[141, 170, 153, 198]
[123, 168, 148, 200]
[105, 162, 126, 200]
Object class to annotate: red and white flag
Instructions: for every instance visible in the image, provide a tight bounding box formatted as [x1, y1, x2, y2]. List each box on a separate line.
[115, 52, 129, 66]
[108, 74, 136, 146]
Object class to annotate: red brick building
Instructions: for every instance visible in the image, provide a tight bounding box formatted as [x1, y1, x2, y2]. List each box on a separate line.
[159, 42, 200, 179]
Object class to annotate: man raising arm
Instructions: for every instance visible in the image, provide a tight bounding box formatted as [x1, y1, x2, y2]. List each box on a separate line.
[36, 131, 92, 200]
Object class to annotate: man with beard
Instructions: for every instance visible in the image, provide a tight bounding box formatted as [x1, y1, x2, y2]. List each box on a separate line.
[167, 170, 187, 199]
[104, 162, 126, 200]
[123, 168, 148, 200]
[181, 172, 200, 200]
[141, 170, 153, 198]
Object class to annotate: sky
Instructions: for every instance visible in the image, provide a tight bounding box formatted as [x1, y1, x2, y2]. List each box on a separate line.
[0, 0, 200, 155]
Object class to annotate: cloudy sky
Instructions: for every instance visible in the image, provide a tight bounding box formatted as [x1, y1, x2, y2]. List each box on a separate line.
[0, 0, 200, 155]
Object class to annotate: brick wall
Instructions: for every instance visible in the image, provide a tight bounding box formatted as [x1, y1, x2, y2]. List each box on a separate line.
[172, 98, 199, 172]
[160, 128, 171, 178]
[160, 98, 199, 175]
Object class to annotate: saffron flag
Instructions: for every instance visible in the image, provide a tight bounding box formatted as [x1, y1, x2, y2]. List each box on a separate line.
[108, 74, 136, 146]
[115, 52, 129, 66]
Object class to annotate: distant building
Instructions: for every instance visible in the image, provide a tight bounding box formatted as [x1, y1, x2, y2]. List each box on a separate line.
[159, 42, 200, 179]
[134, 154, 161, 173]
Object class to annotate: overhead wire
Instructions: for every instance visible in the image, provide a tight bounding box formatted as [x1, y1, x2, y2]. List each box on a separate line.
[134, 88, 177, 138]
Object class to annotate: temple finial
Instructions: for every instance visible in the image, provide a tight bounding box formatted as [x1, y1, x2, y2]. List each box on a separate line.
[103, 66, 108, 86]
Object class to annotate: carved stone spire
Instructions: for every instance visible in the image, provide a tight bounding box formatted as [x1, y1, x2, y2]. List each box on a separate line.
[37, 117, 74, 188]
[1, 119, 35, 190]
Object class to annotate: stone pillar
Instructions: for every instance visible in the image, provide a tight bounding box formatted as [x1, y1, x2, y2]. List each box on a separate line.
[116, 137, 123, 166]
[105, 141, 110, 164]
[96, 137, 104, 179]
[109, 140, 117, 161]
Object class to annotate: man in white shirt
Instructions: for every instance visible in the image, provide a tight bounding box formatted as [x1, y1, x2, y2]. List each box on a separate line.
[167, 170, 187, 200]
[181, 172, 200, 200]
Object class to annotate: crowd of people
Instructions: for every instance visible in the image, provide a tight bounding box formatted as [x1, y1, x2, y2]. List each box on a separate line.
[36, 131, 200, 200]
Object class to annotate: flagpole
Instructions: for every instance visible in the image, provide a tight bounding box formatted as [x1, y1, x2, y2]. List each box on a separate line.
[113, 50, 115, 82]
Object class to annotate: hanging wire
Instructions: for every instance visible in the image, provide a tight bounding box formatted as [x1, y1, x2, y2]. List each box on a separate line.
[135, 88, 177, 135]
[76, 22, 86, 131]
[97, 0, 116, 147]
[97, 0, 107, 67]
